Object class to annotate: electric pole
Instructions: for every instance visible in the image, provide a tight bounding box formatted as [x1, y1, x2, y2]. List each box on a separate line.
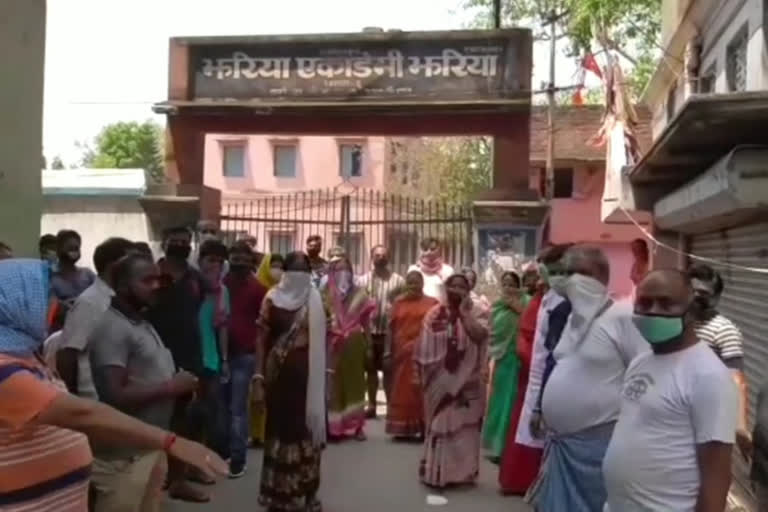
[544, 10, 560, 202]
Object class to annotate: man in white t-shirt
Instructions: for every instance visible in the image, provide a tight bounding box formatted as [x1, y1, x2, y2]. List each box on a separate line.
[528, 245, 648, 512]
[407, 237, 453, 304]
[603, 269, 736, 512]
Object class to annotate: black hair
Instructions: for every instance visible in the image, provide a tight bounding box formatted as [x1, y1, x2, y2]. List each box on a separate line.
[445, 273, 470, 288]
[420, 237, 441, 251]
[163, 226, 192, 242]
[270, 253, 284, 265]
[199, 239, 228, 261]
[112, 253, 154, 291]
[284, 251, 311, 271]
[538, 243, 574, 265]
[687, 263, 724, 296]
[306, 234, 322, 245]
[370, 244, 387, 257]
[56, 229, 81, 248]
[229, 241, 254, 256]
[132, 242, 153, 258]
[0, 241, 11, 252]
[501, 271, 522, 288]
[93, 237, 134, 275]
[39, 234, 57, 250]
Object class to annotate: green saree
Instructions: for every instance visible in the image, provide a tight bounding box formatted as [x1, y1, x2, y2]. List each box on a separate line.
[481, 295, 528, 460]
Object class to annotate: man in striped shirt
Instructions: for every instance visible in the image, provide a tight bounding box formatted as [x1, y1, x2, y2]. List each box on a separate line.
[688, 263, 750, 456]
[356, 245, 405, 418]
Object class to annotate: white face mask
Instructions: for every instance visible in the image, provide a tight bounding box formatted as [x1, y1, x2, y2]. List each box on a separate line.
[282, 270, 311, 290]
[549, 275, 568, 296]
[565, 274, 608, 318]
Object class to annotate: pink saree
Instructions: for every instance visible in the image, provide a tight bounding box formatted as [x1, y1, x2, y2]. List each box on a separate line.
[414, 304, 488, 488]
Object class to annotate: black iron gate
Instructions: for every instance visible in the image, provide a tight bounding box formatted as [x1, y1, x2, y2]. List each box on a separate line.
[220, 188, 473, 275]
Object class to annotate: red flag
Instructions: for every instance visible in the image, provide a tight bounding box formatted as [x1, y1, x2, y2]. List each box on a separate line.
[582, 53, 603, 79]
[572, 87, 585, 105]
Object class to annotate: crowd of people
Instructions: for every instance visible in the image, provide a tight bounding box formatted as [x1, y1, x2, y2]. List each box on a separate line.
[0, 223, 765, 512]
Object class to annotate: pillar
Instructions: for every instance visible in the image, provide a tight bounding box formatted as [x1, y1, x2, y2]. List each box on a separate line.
[0, 1, 46, 257]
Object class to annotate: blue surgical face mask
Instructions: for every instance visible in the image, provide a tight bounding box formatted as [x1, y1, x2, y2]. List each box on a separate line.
[632, 314, 685, 345]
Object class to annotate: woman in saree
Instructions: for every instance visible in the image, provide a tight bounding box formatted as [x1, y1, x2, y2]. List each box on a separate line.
[255, 252, 327, 512]
[250, 253, 284, 447]
[415, 274, 489, 489]
[384, 270, 438, 439]
[325, 257, 375, 441]
[482, 271, 529, 461]
[498, 273, 546, 494]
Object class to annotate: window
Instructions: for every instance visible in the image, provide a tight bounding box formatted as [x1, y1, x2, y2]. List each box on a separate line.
[553, 167, 574, 198]
[336, 233, 363, 267]
[726, 25, 748, 92]
[340, 144, 363, 178]
[269, 232, 295, 255]
[666, 84, 677, 122]
[273, 145, 297, 178]
[698, 64, 716, 94]
[222, 144, 246, 177]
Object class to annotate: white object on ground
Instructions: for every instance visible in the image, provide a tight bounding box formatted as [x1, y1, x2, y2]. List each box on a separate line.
[426, 495, 448, 506]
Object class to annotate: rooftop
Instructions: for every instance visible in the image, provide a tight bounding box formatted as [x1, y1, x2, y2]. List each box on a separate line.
[529, 105, 652, 164]
[42, 168, 146, 196]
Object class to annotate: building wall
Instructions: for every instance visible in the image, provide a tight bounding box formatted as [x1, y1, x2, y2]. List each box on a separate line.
[203, 135, 387, 194]
[41, 196, 151, 270]
[545, 164, 648, 297]
[652, 0, 768, 137]
[0, 1, 45, 257]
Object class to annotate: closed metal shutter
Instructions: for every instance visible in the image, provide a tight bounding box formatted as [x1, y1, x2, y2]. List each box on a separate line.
[691, 222, 768, 503]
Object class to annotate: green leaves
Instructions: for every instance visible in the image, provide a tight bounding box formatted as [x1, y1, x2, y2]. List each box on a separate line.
[82, 120, 165, 183]
[463, 0, 661, 99]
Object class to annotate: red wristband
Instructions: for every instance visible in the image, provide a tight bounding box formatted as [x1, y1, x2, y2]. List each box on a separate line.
[163, 433, 177, 452]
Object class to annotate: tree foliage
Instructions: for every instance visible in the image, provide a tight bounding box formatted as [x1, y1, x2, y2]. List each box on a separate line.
[386, 137, 492, 206]
[81, 120, 165, 183]
[50, 156, 66, 170]
[464, 0, 661, 98]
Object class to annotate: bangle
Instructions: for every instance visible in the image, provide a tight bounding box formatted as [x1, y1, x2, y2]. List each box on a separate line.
[163, 433, 177, 452]
[253, 373, 264, 381]
[326, 369, 335, 374]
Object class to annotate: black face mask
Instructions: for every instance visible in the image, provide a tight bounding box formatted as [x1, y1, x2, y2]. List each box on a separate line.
[229, 263, 251, 275]
[166, 244, 191, 261]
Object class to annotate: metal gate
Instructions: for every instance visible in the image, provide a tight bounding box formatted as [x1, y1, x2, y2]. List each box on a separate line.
[219, 188, 473, 275]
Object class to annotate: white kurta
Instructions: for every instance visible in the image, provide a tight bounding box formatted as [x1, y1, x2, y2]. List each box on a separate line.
[407, 263, 454, 305]
[514, 289, 564, 448]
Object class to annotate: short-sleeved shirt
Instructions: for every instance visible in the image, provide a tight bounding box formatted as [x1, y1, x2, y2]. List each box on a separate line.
[199, 289, 230, 373]
[603, 342, 737, 511]
[50, 267, 96, 304]
[356, 271, 406, 335]
[542, 301, 649, 435]
[147, 261, 204, 375]
[224, 274, 267, 357]
[0, 354, 92, 511]
[59, 277, 114, 399]
[88, 305, 176, 460]
[694, 313, 744, 369]
[406, 263, 454, 305]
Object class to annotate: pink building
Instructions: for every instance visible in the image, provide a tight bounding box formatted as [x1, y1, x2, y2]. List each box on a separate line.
[529, 106, 653, 298]
[203, 134, 389, 263]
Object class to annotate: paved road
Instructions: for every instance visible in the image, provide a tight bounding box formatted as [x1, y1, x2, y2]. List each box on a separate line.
[168, 419, 532, 512]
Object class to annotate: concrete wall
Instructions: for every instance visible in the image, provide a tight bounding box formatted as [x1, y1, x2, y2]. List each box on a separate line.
[544, 164, 649, 297]
[0, 1, 45, 257]
[653, 0, 768, 137]
[204, 135, 387, 193]
[41, 196, 152, 270]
